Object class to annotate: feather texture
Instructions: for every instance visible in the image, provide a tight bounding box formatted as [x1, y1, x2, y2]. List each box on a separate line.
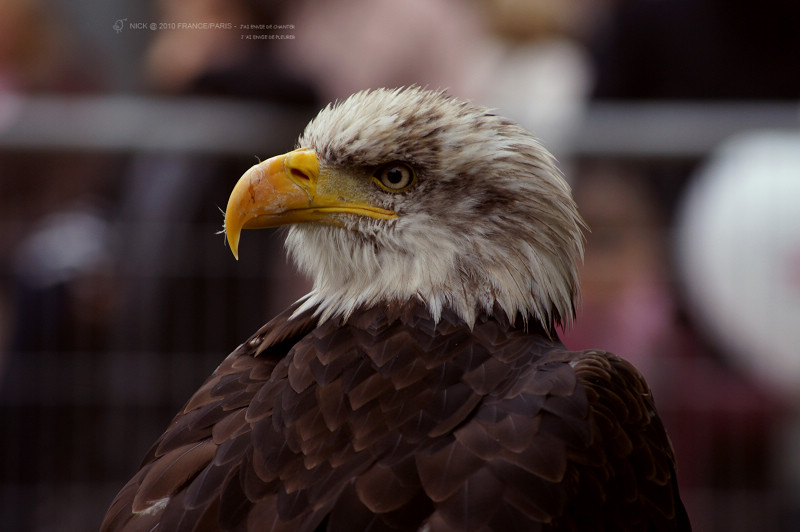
[287, 87, 585, 331]
[102, 87, 688, 531]
[101, 301, 689, 531]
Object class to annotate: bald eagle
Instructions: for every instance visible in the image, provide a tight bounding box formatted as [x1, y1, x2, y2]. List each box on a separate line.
[102, 87, 690, 531]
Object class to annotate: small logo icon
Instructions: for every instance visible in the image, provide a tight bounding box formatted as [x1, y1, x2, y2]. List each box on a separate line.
[113, 18, 126, 34]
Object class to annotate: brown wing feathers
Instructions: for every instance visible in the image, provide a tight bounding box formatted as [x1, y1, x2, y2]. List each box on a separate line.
[102, 302, 687, 531]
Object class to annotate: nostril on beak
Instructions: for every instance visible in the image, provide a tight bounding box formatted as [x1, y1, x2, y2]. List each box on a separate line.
[290, 168, 312, 183]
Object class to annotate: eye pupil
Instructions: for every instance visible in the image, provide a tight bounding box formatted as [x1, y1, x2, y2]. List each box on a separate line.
[386, 168, 404, 184]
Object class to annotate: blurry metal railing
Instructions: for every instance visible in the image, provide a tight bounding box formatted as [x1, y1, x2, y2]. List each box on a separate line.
[575, 101, 800, 158]
[1, 95, 799, 158]
[0, 95, 316, 155]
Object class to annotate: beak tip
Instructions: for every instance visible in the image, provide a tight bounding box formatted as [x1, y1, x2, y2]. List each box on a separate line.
[227, 233, 241, 261]
[225, 220, 241, 261]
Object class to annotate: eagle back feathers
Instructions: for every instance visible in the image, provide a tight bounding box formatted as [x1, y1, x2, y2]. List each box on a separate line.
[102, 303, 688, 531]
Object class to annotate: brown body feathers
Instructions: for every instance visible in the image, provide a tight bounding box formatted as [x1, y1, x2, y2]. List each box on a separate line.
[102, 301, 689, 531]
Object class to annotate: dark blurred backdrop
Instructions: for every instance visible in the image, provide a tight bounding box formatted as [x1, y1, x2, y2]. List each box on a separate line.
[1, 0, 799, 530]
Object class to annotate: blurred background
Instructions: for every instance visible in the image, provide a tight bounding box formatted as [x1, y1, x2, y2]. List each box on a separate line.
[1, 0, 799, 530]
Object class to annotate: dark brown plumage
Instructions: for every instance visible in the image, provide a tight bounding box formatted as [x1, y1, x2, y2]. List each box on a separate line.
[101, 87, 690, 531]
[103, 301, 688, 531]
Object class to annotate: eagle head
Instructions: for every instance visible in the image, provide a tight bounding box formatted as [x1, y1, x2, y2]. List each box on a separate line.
[225, 87, 584, 330]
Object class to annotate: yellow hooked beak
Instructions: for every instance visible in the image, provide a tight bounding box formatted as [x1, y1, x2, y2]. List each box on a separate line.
[224, 148, 397, 259]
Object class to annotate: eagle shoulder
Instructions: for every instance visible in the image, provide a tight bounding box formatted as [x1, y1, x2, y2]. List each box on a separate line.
[100, 301, 319, 531]
[417, 346, 690, 531]
[565, 349, 691, 530]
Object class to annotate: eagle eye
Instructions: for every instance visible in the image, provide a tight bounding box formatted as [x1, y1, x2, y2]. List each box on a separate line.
[373, 163, 416, 192]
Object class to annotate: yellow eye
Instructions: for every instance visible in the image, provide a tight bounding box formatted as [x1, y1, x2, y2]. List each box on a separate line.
[373, 163, 416, 192]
